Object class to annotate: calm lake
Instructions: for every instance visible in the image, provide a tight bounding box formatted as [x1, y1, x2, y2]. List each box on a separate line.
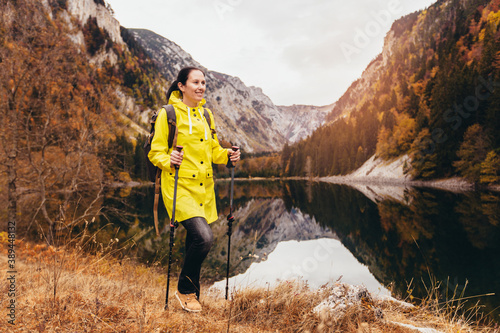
[96, 180, 499, 321]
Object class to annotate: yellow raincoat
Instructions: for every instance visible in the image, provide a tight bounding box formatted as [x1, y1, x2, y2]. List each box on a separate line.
[148, 91, 229, 223]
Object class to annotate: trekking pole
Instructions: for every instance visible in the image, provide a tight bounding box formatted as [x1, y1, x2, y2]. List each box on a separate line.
[225, 146, 239, 300]
[165, 145, 183, 310]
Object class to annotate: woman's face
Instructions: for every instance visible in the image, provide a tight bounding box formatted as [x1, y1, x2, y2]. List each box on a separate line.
[178, 70, 206, 107]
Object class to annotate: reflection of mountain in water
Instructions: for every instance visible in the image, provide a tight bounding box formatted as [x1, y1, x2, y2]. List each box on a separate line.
[205, 198, 337, 282]
[284, 181, 500, 321]
[85, 180, 500, 321]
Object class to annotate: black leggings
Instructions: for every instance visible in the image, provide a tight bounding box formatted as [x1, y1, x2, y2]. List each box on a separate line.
[177, 216, 214, 298]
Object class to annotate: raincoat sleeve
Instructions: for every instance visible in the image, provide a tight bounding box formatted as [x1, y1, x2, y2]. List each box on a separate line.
[148, 108, 172, 171]
[207, 109, 229, 165]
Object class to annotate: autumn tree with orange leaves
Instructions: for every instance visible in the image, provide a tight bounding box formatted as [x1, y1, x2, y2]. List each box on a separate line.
[0, 0, 115, 243]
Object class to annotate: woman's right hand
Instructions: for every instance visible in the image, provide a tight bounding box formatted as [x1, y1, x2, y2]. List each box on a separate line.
[170, 149, 184, 168]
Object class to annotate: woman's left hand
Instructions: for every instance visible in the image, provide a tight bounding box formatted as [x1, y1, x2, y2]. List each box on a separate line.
[228, 148, 241, 164]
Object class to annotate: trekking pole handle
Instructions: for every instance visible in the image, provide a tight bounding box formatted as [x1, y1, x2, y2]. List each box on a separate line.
[229, 146, 239, 168]
[173, 145, 183, 170]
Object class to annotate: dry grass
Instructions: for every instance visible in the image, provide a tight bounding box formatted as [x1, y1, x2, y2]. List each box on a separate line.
[392, 277, 499, 333]
[1, 234, 498, 333]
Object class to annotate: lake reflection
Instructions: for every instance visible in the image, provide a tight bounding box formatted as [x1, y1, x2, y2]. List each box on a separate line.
[211, 238, 390, 296]
[98, 180, 499, 321]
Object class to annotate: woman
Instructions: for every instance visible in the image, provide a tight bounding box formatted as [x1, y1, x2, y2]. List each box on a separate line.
[148, 67, 240, 312]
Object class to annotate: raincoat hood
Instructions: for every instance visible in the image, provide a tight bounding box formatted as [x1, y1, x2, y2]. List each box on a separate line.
[169, 90, 206, 110]
[169, 90, 209, 140]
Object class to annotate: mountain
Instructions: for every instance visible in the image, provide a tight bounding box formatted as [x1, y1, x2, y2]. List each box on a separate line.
[278, 104, 335, 143]
[283, 0, 500, 184]
[62, 2, 333, 153]
[129, 28, 330, 152]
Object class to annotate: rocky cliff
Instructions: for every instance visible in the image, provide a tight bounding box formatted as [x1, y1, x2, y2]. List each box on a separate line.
[66, 0, 123, 46]
[278, 103, 335, 142]
[325, 30, 396, 123]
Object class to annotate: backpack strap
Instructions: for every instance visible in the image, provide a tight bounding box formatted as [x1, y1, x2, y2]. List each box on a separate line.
[164, 104, 177, 149]
[203, 108, 216, 138]
[153, 104, 176, 237]
[153, 167, 161, 236]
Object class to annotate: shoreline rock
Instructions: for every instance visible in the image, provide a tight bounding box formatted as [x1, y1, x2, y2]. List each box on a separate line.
[317, 154, 498, 192]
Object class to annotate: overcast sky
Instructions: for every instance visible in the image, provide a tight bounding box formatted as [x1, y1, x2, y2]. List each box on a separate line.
[105, 0, 436, 106]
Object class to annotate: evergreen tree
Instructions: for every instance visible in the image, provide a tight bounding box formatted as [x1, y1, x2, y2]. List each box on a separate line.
[478, 22, 497, 77]
[409, 129, 437, 179]
[484, 85, 500, 147]
[454, 124, 491, 183]
[480, 151, 500, 185]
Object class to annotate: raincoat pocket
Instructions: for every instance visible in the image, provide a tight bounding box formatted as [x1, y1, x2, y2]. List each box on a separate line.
[178, 168, 200, 180]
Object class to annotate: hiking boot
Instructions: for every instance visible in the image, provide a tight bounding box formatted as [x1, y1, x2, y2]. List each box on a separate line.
[175, 291, 202, 312]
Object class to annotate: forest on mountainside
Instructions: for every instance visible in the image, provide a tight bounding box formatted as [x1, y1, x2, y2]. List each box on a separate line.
[0, 0, 168, 239]
[282, 0, 500, 184]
